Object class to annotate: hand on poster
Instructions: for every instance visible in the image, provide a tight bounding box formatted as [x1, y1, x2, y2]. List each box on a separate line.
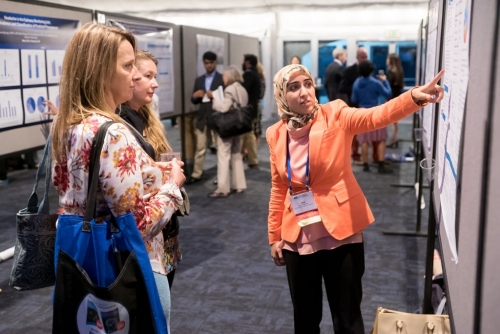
[411, 70, 445, 106]
[43, 100, 59, 116]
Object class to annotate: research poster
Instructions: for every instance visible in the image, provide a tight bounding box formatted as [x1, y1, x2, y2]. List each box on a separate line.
[137, 35, 175, 115]
[196, 34, 225, 77]
[0, 11, 78, 130]
[437, 0, 472, 263]
[421, 1, 440, 154]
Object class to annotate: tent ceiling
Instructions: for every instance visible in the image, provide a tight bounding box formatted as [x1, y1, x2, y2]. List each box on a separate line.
[39, 0, 427, 14]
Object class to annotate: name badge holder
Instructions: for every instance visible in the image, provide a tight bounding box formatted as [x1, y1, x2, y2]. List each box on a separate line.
[287, 139, 322, 227]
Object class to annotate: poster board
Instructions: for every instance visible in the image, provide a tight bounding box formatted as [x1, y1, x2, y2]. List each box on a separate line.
[0, 0, 92, 156]
[421, 0, 444, 159]
[181, 26, 228, 115]
[96, 12, 182, 118]
[430, 0, 498, 332]
[228, 34, 259, 68]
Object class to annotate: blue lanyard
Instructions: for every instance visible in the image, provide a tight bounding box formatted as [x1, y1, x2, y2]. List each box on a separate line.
[286, 136, 310, 195]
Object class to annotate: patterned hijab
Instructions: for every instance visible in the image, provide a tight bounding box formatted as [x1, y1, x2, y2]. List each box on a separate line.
[273, 64, 320, 129]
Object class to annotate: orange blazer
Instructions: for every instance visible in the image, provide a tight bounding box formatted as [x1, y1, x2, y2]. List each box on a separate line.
[266, 90, 420, 245]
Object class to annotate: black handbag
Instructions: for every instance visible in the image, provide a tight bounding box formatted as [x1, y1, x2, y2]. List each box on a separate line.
[212, 91, 254, 139]
[10, 137, 58, 291]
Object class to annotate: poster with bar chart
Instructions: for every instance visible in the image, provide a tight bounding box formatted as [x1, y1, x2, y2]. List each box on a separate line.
[0, 89, 23, 129]
[23, 87, 49, 124]
[0, 49, 21, 88]
[46, 50, 65, 84]
[21, 49, 47, 86]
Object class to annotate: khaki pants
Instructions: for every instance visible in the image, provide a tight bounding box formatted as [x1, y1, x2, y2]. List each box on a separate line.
[178, 115, 196, 160]
[217, 135, 246, 193]
[192, 125, 209, 179]
[241, 131, 258, 166]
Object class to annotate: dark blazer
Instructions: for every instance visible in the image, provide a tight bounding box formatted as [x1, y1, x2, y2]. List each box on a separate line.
[191, 71, 224, 131]
[242, 67, 261, 114]
[339, 63, 359, 107]
[324, 61, 344, 101]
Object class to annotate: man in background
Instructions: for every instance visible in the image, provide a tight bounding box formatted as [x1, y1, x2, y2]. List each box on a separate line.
[241, 54, 261, 170]
[339, 47, 371, 164]
[188, 51, 224, 184]
[324, 47, 347, 101]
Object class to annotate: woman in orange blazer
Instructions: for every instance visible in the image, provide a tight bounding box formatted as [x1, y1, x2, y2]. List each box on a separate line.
[267, 64, 444, 334]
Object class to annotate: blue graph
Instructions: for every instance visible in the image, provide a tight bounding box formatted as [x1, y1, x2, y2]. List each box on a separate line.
[0, 101, 17, 118]
[26, 97, 36, 114]
[37, 96, 45, 113]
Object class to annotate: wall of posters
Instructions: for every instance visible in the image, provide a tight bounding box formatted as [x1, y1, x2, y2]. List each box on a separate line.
[437, 0, 472, 263]
[0, 11, 78, 131]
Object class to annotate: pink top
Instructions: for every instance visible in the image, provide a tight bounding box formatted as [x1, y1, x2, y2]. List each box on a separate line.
[281, 121, 362, 255]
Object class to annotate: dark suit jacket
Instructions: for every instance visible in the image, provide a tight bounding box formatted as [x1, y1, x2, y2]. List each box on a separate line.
[191, 71, 224, 131]
[242, 67, 261, 114]
[339, 63, 359, 107]
[324, 61, 344, 101]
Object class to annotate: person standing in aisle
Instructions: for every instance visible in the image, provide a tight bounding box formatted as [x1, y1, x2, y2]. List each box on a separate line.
[267, 63, 444, 333]
[324, 47, 347, 102]
[188, 51, 224, 184]
[386, 53, 406, 148]
[339, 47, 368, 164]
[241, 54, 261, 170]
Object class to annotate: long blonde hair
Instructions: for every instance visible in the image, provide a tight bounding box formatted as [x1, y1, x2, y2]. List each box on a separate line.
[135, 50, 171, 158]
[52, 22, 137, 163]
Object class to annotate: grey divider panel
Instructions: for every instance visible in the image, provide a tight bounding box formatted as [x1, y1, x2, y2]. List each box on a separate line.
[228, 34, 259, 66]
[96, 12, 182, 118]
[182, 26, 229, 115]
[436, 0, 497, 332]
[0, 0, 93, 156]
[481, 1, 500, 331]
[421, 0, 445, 162]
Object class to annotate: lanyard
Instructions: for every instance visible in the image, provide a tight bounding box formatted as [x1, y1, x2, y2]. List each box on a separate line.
[286, 136, 310, 195]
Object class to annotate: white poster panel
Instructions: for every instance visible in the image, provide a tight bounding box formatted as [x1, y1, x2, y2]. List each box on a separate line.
[422, 1, 440, 153]
[437, 0, 472, 263]
[196, 34, 225, 77]
[0, 88, 23, 129]
[137, 34, 175, 114]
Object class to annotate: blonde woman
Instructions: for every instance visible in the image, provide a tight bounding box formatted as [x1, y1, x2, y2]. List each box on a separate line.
[209, 65, 248, 198]
[51, 23, 184, 329]
[118, 50, 182, 292]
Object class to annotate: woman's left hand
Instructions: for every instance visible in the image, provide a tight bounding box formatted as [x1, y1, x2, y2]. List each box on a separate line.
[411, 70, 445, 106]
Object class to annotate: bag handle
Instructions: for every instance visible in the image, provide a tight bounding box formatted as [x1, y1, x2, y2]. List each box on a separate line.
[395, 320, 437, 334]
[26, 136, 52, 214]
[83, 121, 115, 229]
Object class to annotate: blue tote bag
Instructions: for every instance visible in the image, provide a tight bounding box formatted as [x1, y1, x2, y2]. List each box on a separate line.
[52, 122, 168, 334]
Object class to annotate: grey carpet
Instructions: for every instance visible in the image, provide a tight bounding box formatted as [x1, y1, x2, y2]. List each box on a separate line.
[0, 118, 429, 333]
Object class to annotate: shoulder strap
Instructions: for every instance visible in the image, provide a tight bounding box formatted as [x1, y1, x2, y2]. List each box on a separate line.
[83, 121, 115, 224]
[26, 135, 52, 214]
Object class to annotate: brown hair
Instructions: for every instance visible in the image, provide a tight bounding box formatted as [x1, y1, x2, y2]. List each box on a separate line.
[52, 22, 137, 162]
[387, 53, 405, 88]
[134, 50, 171, 158]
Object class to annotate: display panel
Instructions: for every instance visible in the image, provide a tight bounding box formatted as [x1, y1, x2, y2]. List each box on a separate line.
[437, 0, 472, 263]
[196, 34, 225, 77]
[0, 10, 78, 131]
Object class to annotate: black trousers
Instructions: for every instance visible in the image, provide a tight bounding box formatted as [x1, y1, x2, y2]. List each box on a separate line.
[283, 243, 365, 334]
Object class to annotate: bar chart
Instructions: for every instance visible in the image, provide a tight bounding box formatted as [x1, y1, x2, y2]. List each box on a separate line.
[0, 49, 21, 88]
[0, 89, 23, 129]
[23, 86, 48, 124]
[46, 50, 65, 84]
[21, 49, 46, 85]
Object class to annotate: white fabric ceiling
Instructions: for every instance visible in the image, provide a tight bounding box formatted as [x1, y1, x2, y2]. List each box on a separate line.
[39, 0, 429, 39]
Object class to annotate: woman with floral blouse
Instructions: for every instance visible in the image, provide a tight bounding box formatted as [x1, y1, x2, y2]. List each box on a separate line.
[51, 22, 185, 328]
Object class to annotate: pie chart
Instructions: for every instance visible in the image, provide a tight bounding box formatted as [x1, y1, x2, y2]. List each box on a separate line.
[26, 97, 35, 114]
[37, 96, 45, 112]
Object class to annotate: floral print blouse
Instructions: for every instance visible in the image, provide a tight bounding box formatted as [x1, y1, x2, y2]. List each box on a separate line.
[53, 114, 183, 275]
